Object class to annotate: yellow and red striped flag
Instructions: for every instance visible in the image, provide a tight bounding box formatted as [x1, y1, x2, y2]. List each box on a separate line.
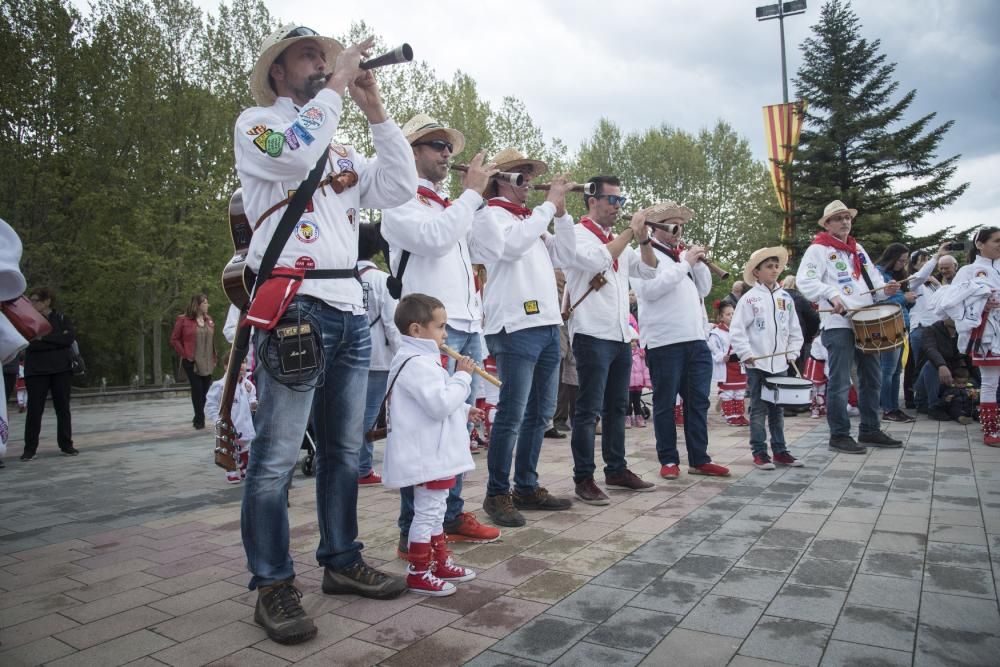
[763, 102, 806, 243]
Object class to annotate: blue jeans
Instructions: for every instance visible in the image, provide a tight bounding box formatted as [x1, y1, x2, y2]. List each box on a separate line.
[746, 369, 787, 457]
[242, 299, 371, 589]
[397, 324, 479, 533]
[645, 340, 713, 467]
[910, 327, 927, 409]
[916, 361, 946, 411]
[879, 345, 903, 412]
[359, 370, 388, 476]
[485, 325, 560, 496]
[822, 328, 881, 438]
[570, 334, 631, 481]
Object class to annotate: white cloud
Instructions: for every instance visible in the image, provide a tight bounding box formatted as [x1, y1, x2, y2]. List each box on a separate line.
[910, 151, 1000, 238]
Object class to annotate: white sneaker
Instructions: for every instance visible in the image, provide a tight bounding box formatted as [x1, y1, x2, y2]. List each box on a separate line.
[847, 406, 860, 416]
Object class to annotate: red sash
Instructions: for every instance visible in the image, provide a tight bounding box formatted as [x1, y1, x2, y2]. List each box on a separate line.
[418, 186, 450, 208]
[488, 198, 532, 218]
[581, 217, 618, 271]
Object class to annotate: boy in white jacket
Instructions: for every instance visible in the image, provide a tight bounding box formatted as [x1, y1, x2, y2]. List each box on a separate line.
[205, 358, 257, 484]
[383, 294, 484, 596]
[731, 247, 804, 470]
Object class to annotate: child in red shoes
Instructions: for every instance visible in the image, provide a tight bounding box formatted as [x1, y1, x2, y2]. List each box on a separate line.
[708, 301, 750, 427]
[205, 357, 256, 484]
[383, 294, 483, 596]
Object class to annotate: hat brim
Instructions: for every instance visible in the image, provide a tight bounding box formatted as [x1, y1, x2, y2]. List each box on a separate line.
[407, 126, 466, 157]
[743, 246, 789, 286]
[641, 203, 695, 224]
[495, 158, 548, 178]
[818, 208, 858, 227]
[250, 35, 345, 107]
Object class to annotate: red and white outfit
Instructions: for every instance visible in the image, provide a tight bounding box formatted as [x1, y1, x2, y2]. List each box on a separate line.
[804, 336, 828, 418]
[936, 255, 1000, 444]
[708, 323, 748, 426]
[383, 336, 477, 595]
[205, 373, 257, 483]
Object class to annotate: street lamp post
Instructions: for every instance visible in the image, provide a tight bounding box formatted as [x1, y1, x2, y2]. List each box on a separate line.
[756, 0, 807, 103]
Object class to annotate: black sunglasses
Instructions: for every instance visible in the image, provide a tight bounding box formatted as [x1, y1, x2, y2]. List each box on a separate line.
[412, 139, 454, 153]
[282, 26, 319, 40]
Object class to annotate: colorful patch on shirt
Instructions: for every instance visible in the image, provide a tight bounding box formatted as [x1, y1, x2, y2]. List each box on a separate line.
[283, 127, 300, 150]
[291, 122, 315, 145]
[776, 298, 787, 310]
[299, 105, 326, 131]
[265, 132, 285, 157]
[842, 285, 854, 295]
[245, 124, 267, 136]
[806, 269, 817, 278]
[346, 208, 357, 229]
[835, 261, 847, 270]
[828, 253, 838, 261]
[331, 144, 349, 158]
[294, 220, 319, 244]
[754, 318, 766, 330]
[976, 270, 988, 278]
[417, 195, 432, 207]
[294, 256, 316, 269]
[838, 276, 852, 284]
[337, 158, 354, 172]
[523, 300, 540, 315]
[288, 190, 314, 213]
[252, 129, 274, 153]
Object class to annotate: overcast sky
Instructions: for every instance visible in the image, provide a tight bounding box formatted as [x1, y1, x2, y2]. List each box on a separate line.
[155, 0, 1000, 238]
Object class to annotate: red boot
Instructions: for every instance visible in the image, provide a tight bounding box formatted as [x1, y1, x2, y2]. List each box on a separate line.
[430, 534, 476, 582]
[980, 402, 1000, 447]
[406, 542, 455, 596]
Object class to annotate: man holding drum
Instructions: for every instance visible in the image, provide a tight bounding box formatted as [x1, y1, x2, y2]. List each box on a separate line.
[796, 200, 903, 454]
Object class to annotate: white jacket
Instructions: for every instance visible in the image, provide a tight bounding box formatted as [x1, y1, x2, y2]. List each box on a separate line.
[935, 256, 1000, 354]
[205, 375, 257, 443]
[563, 222, 657, 343]
[382, 336, 476, 489]
[730, 283, 804, 375]
[707, 324, 732, 382]
[358, 260, 402, 371]
[482, 199, 575, 334]
[633, 247, 712, 349]
[235, 90, 416, 313]
[382, 180, 504, 331]
[907, 255, 941, 330]
[795, 239, 887, 330]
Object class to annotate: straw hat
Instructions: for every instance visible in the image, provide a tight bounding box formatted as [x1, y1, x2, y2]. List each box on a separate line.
[491, 148, 547, 178]
[818, 200, 858, 226]
[639, 200, 695, 224]
[250, 24, 344, 106]
[743, 246, 789, 286]
[400, 113, 466, 156]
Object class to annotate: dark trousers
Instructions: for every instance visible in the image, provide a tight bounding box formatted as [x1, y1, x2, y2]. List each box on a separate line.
[552, 381, 577, 430]
[646, 340, 713, 467]
[182, 359, 212, 427]
[570, 334, 631, 482]
[23, 371, 74, 454]
[3, 372, 14, 401]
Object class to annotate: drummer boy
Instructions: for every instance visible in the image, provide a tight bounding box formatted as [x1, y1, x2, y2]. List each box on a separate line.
[730, 247, 804, 469]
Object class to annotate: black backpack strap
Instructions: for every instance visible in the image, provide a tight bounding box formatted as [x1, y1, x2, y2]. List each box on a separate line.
[386, 250, 410, 300]
[366, 354, 419, 436]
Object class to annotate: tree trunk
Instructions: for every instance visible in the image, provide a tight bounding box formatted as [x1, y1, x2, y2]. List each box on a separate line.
[152, 314, 162, 385]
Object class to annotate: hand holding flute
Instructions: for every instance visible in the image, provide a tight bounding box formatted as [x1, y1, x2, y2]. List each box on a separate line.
[441, 344, 502, 387]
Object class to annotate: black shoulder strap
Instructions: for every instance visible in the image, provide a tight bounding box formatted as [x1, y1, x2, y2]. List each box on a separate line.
[386, 250, 410, 300]
[858, 253, 876, 293]
[367, 354, 419, 432]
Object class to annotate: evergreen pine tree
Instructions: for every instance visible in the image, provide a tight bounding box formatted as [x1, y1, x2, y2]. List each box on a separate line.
[788, 0, 967, 257]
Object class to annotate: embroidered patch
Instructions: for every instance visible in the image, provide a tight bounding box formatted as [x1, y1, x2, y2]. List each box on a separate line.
[252, 129, 273, 153]
[337, 158, 354, 172]
[265, 132, 285, 157]
[806, 270, 817, 278]
[288, 190, 314, 213]
[523, 300, 540, 315]
[976, 270, 988, 278]
[838, 276, 852, 284]
[291, 122, 315, 145]
[828, 253, 838, 261]
[331, 144, 349, 158]
[806, 262, 817, 269]
[294, 220, 319, 244]
[294, 256, 316, 269]
[245, 124, 267, 136]
[776, 298, 786, 310]
[417, 195, 432, 207]
[346, 208, 357, 229]
[284, 127, 300, 150]
[754, 318, 766, 330]
[299, 105, 326, 130]
[835, 261, 847, 270]
[842, 285, 854, 295]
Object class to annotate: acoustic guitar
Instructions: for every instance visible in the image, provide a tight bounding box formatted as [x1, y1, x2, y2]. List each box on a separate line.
[222, 189, 256, 309]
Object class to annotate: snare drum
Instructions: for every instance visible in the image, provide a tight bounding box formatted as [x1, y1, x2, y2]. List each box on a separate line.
[849, 304, 905, 354]
[760, 376, 813, 407]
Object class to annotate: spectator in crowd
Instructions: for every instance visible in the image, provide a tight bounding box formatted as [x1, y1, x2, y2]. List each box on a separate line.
[875, 243, 916, 423]
[904, 244, 949, 411]
[721, 280, 745, 309]
[170, 294, 217, 429]
[916, 318, 974, 422]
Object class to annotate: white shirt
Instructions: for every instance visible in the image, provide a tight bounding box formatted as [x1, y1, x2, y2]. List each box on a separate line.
[730, 283, 805, 375]
[205, 375, 257, 443]
[235, 89, 416, 314]
[633, 246, 712, 348]
[482, 199, 575, 334]
[358, 260, 402, 371]
[795, 238, 888, 330]
[907, 256, 941, 330]
[563, 222, 657, 342]
[936, 256, 1000, 354]
[381, 179, 504, 331]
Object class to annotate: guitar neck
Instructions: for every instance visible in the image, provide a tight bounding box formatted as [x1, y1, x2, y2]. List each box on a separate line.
[217, 312, 252, 425]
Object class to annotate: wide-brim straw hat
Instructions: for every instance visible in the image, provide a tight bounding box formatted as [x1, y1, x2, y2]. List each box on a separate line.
[250, 24, 344, 106]
[818, 199, 858, 226]
[744, 246, 789, 286]
[401, 113, 465, 156]
[491, 148, 547, 178]
[640, 200, 695, 224]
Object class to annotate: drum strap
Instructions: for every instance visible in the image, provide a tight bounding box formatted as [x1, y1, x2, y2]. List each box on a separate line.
[859, 261, 876, 293]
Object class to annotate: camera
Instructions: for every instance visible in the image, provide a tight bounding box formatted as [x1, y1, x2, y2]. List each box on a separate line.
[944, 241, 968, 252]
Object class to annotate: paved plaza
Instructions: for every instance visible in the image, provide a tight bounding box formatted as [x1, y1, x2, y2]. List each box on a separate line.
[1, 397, 998, 666]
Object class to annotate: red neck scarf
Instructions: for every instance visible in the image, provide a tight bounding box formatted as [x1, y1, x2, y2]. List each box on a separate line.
[814, 232, 862, 278]
[417, 186, 450, 209]
[581, 217, 618, 271]
[716, 322, 730, 333]
[488, 198, 532, 218]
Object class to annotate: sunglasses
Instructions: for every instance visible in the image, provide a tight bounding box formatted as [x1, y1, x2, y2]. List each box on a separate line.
[282, 26, 320, 40]
[595, 194, 627, 207]
[412, 139, 453, 153]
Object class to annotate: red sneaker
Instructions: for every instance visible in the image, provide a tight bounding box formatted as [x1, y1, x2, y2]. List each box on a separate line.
[444, 512, 501, 543]
[431, 535, 476, 582]
[660, 463, 681, 479]
[773, 452, 804, 467]
[727, 415, 750, 427]
[407, 568, 456, 596]
[753, 454, 775, 470]
[689, 462, 731, 477]
[358, 471, 382, 485]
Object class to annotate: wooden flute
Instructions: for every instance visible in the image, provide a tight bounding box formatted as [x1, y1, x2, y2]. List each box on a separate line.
[440, 344, 502, 388]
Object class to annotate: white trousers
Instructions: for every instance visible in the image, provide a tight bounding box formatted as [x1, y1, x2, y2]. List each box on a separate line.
[408, 486, 448, 545]
[981, 367, 999, 405]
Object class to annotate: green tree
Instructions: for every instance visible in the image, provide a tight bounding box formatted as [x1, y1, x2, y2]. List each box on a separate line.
[789, 0, 968, 258]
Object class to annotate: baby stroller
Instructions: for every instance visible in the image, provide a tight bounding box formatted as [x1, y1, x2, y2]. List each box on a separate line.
[300, 424, 317, 476]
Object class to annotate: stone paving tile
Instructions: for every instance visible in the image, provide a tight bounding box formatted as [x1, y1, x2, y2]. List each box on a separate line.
[831, 603, 916, 652]
[463, 650, 545, 666]
[711, 567, 787, 602]
[925, 541, 992, 569]
[490, 614, 597, 664]
[919, 592, 1000, 634]
[928, 523, 988, 545]
[45, 629, 175, 667]
[380, 627, 495, 666]
[739, 616, 833, 667]
[475, 556, 550, 586]
[859, 549, 924, 580]
[736, 546, 802, 572]
[146, 599, 252, 642]
[354, 605, 459, 651]
[549, 640, 644, 666]
[639, 628, 742, 667]
[867, 530, 927, 555]
[0, 636, 77, 666]
[679, 594, 767, 638]
[152, 621, 267, 667]
[547, 583, 636, 623]
[820, 640, 911, 667]
[923, 563, 997, 599]
[585, 605, 679, 653]
[915, 623, 1000, 667]
[845, 573, 922, 612]
[589, 558, 667, 591]
[661, 554, 736, 585]
[147, 581, 246, 617]
[56, 604, 172, 649]
[803, 538, 866, 561]
[507, 570, 590, 604]
[205, 646, 290, 666]
[766, 583, 847, 625]
[288, 637, 395, 667]
[788, 557, 858, 590]
[629, 576, 714, 615]
[449, 595, 549, 640]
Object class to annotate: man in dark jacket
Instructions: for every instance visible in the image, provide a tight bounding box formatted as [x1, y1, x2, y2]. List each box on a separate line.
[916, 318, 974, 420]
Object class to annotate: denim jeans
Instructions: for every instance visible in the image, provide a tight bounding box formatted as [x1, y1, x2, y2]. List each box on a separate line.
[358, 370, 388, 476]
[910, 327, 927, 409]
[916, 361, 946, 411]
[242, 298, 371, 589]
[485, 325, 560, 496]
[879, 346, 903, 412]
[746, 368, 787, 457]
[645, 340, 713, 467]
[570, 334, 631, 481]
[822, 327, 881, 438]
[397, 324, 479, 533]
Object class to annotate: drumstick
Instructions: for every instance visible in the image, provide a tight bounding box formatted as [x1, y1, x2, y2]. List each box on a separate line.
[748, 349, 798, 363]
[817, 307, 865, 313]
[790, 359, 801, 378]
[440, 344, 502, 388]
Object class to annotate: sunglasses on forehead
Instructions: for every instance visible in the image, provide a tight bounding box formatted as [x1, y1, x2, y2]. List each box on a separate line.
[412, 139, 453, 153]
[282, 26, 320, 40]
